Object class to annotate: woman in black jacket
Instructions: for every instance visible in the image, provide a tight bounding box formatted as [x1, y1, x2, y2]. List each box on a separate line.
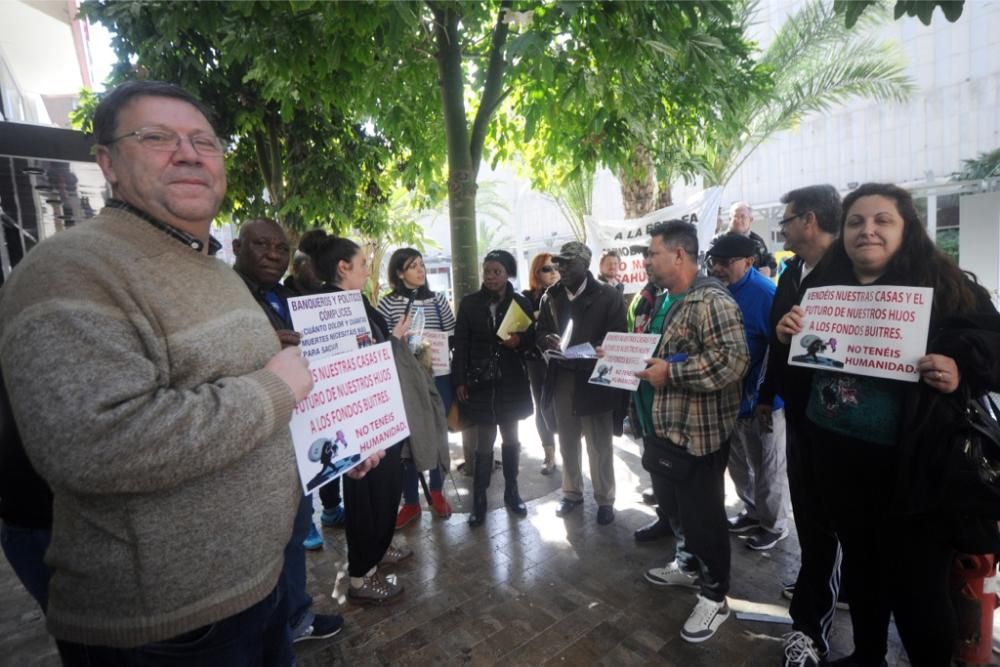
[301, 231, 411, 605]
[777, 183, 1000, 666]
[453, 250, 535, 527]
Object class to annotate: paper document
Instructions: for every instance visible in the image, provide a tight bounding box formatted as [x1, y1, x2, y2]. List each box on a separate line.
[496, 301, 532, 340]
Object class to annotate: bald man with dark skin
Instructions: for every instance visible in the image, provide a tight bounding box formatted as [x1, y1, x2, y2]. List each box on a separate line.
[232, 217, 358, 644]
[233, 218, 301, 348]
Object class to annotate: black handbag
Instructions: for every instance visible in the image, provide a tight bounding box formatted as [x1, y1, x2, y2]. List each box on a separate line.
[945, 394, 1000, 520]
[641, 434, 697, 481]
[467, 348, 502, 389]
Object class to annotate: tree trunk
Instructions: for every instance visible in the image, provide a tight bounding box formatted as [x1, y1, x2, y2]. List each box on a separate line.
[433, 4, 479, 305]
[655, 180, 673, 209]
[619, 145, 656, 219]
[431, 1, 510, 307]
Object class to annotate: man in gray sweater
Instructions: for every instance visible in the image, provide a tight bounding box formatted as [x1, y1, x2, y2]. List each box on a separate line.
[0, 81, 314, 664]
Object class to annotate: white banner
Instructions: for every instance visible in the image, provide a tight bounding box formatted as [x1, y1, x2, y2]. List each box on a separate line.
[788, 285, 933, 382]
[583, 187, 723, 293]
[288, 290, 371, 362]
[290, 343, 411, 493]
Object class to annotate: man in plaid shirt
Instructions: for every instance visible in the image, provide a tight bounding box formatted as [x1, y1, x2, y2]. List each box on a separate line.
[634, 220, 749, 644]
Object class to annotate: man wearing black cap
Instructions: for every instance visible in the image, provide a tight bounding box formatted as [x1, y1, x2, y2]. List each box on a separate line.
[537, 241, 627, 525]
[706, 233, 789, 553]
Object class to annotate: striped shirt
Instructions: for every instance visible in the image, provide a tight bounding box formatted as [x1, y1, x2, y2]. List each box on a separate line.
[377, 291, 456, 332]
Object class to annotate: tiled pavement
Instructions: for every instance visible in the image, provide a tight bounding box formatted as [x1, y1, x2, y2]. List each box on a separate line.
[1, 431, 914, 666]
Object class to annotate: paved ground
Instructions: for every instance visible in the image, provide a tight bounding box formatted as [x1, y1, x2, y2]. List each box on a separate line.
[1, 429, 915, 666]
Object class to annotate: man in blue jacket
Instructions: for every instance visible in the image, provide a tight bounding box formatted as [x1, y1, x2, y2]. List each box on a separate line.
[706, 234, 789, 551]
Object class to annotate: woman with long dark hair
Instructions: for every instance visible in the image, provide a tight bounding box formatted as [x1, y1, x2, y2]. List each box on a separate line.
[523, 252, 560, 475]
[377, 248, 455, 527]
[453, 250, 535, 527]
[299, 231, 411, 605]
[776, 183, 1000, 665]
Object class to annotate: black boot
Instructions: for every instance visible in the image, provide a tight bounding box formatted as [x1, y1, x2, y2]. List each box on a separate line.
[501, 443, 527, 517]
[468, 451, 492, 527]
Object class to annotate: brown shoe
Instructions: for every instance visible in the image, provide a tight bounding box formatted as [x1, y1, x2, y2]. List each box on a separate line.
[380, 544, 414, 566]
[348, 571, 404, 606]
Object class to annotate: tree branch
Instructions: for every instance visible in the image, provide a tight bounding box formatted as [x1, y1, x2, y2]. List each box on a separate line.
[469, 0, 512, 174]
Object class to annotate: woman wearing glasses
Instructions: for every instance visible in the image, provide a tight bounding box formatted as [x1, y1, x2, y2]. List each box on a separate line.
[523, 253, 560, 475]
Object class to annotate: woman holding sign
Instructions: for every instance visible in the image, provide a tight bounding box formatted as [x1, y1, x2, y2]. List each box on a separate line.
[776, 183, 1000, 666]
[454, 250, 536, 527]
[302, 231, 412, 606]
[377, 248, 456, 527]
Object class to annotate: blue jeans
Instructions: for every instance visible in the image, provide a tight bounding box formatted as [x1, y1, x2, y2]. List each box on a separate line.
[56, 583, 293, 666]
[402, 464, 443, 505]
[283, 494, 315, 639]
[0, 521, 52, 612]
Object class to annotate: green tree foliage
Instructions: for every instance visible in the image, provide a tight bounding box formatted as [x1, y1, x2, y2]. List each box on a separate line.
[80, 1, 775, 300]
[501, 2, 765, 219]
[952, 148, 1000, 180]
[77, 1, 409, 239]
[834, 0, 964, 28]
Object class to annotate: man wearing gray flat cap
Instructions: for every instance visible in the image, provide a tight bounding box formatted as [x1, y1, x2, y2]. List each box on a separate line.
[537, 241, 627, 525]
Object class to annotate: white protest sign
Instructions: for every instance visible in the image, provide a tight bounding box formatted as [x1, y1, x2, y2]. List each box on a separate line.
[588, 332, 662, 391]
[288, 290, 371, 362]
[290, 342, 410, 493]
[423, 330, 452, 376]
[788, 285, 933, 382]
[583, 187, 723, 293]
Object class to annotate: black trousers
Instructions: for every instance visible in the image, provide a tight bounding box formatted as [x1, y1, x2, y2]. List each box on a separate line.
[807, 420, 956, 667]
[475, 420, 519, 456]
[318, 476, 341, 510]
[787, 415, 844, 655]
[343, 442, 403, 577]
[649, 439, 731, 602]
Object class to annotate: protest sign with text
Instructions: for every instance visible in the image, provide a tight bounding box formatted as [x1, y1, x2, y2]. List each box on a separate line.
[288, 290, 371, 362]
[422, 330, 452, 376]
[788, 285, 933, 382]
[289, 342, 410, 493]
[588, 332, 662, 391]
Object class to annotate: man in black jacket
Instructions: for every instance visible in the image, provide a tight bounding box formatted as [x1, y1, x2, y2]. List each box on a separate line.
[754, 185, 842, 667]
[232, 218, 346, 643]
[538, 241, 627, 525]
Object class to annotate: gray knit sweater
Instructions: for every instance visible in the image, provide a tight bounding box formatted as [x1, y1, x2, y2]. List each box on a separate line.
[0, 207, 300, 647]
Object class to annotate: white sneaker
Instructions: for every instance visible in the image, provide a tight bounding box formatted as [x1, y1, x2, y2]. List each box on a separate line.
[644, 560, 698, 588]
[782, 631, 822, 667]
[680, 594, 730, 643]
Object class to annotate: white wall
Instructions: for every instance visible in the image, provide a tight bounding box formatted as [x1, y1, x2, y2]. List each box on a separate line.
[723, 0, 1000, 207]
